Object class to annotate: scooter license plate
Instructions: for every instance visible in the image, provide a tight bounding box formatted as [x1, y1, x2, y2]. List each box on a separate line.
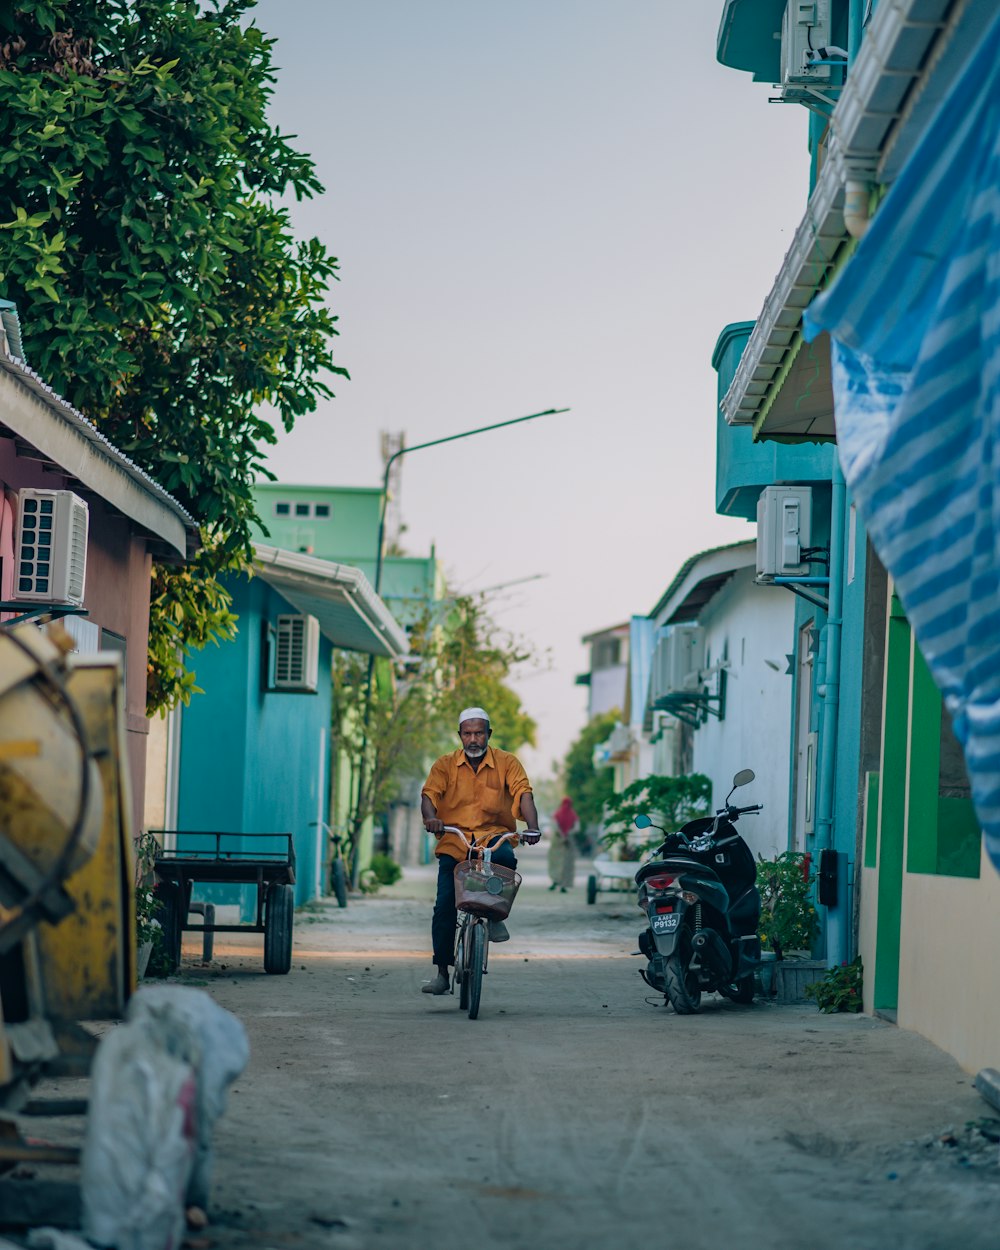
[651, 912, 680, 934]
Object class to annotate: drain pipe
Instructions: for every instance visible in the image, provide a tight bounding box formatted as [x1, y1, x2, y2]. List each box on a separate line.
[843, 1, 871, 240]
[844, 180, 871, 238]
[815, 456, 848, 965]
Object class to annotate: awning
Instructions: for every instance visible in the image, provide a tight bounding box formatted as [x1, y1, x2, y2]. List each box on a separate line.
[253, 545, 408, 659]
[720, 0, 976, 440]
[803, 11, 1000, 871]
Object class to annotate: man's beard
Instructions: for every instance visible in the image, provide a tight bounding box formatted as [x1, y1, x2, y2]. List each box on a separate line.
[464, 744, 487, 760]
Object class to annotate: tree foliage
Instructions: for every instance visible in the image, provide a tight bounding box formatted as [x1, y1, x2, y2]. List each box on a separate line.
[0, 0, 344, 711]
[560, 710, 618, 832]
[333, 594, 537, 846]
[601, 773, 711, 854]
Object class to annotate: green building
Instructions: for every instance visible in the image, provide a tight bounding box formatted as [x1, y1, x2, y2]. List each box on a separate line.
[252, 482, 447, 867]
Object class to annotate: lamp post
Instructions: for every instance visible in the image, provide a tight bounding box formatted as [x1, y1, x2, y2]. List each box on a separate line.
[350, 405, 569, 873]
[373, 407, 569, 596]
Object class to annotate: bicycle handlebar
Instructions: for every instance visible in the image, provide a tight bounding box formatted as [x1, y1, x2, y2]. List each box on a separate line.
[440, 826, 542, 851]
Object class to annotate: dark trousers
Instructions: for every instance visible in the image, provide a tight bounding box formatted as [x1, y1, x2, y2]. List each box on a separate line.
[432, 841, 518, 967]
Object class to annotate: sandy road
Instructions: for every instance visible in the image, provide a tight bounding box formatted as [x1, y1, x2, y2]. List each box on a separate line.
[150, 856, 1000, 1250]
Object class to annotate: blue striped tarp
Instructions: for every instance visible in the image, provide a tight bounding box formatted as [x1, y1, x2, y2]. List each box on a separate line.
[804, 12, 1000, 872]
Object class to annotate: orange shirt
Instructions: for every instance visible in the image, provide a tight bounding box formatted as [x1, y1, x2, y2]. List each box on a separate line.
[421, 746, 533, 860]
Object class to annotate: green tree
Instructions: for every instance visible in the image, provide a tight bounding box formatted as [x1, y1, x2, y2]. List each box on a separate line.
[560, 710, 619, 833]
[0, 0, 344, 711]
[601, 773, 711, 854]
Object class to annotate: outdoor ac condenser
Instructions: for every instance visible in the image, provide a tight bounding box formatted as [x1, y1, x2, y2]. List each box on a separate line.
[779, 0, 834, 97]
[756, 485, 813, 582]
[274, 614, 320, 692]
[650, 624, 704, 703]
[12, 489, 89, 606]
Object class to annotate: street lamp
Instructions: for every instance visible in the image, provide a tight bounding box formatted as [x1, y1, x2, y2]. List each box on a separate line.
[350, 405, 570, 870]
[373, 407, 569, 595]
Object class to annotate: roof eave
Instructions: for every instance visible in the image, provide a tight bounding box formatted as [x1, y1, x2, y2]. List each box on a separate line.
[651, 542, 757, 624]
[252, 544, 409, 659]
[0, 356, 197, 559]
[720, 0, 959, 439]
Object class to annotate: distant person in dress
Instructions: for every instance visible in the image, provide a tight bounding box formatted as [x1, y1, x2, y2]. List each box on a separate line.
[548, 797, 579, 892]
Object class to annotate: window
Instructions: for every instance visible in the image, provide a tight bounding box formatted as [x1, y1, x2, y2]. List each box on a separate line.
[275, 502, 290, 516]
[314, 503, 330, 518]
[294, 503, 310, 517]
[592, 638, 621, 669]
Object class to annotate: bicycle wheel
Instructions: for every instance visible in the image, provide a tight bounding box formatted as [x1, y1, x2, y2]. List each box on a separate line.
[466, 922, 486, 1020]
[456, 920, 469, 1009]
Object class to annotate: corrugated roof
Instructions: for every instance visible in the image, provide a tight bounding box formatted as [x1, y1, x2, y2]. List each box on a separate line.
[0, 352, 198, 560]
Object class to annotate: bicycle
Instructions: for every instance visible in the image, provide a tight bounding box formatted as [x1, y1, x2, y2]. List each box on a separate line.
[310, 821, 350, 908]
[442, 825, 541, 1020]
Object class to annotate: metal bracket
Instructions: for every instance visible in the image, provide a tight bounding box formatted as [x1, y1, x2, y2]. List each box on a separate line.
[772, 576, 830, 611]
[653, 668, 727, 728]
[0, 603, 88, 627]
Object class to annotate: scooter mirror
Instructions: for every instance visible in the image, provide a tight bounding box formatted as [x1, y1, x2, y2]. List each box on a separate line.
[633, 813, 652, 829]
[732, 768, 755, 788]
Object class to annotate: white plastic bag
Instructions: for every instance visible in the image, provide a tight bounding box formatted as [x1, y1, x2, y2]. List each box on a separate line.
[126, 986, 249, 1208]
[80, 1016, 197, 1250]
[80, 986, 249, 1248]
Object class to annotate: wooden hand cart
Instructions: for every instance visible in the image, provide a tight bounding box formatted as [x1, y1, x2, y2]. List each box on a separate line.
[149, 831, 296, 975]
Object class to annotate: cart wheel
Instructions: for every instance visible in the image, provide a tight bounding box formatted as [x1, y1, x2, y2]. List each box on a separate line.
[586, 875, 598, 905]
[264, 882, 294, 974]
[201, 902, 215, 963]
[332, 857, 348, 909]
[153, 882, 183, 974]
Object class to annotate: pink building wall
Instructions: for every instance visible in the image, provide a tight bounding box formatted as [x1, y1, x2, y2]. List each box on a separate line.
[0, 438, 154, 833]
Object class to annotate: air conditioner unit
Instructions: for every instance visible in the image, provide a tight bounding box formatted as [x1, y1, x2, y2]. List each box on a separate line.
[650, 625, 704, 703]
[757, 485, 813, 582]
[779, 0, 833, 98]
[274, 614, 320, 692]
[12, 489, 89, 606]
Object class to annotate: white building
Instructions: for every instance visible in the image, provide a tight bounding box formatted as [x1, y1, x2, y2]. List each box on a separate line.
[644, 542, 796, 861]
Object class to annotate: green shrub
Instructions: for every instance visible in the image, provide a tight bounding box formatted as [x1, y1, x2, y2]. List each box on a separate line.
[805, 957, 864, 1012]
[369, 853, 403, 887]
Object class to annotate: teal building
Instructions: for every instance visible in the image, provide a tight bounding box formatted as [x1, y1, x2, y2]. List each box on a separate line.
[176, 546, 407, 910]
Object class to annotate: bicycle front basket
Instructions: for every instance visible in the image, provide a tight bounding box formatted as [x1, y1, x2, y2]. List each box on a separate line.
[454, 860, 521, 919]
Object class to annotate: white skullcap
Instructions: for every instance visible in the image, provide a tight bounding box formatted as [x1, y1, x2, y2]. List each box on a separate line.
[458, 706, 490, 727]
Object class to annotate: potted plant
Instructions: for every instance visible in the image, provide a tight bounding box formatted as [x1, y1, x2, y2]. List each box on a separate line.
[755, 852, 825, 1002]
[756, 851, 819, 960]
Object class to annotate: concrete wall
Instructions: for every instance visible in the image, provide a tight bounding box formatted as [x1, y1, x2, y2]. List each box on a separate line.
[689, 569, 796, 861]
[896, 846, 1000, 1073]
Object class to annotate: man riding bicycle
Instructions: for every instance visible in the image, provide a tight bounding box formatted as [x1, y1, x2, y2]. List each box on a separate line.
[420, 706, 541, 995]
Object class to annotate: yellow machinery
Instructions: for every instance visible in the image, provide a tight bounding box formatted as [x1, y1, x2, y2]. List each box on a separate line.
[0, 624, 137, 1224]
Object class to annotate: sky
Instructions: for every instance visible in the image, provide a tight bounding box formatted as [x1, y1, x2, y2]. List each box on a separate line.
[250, 0, 810, 780]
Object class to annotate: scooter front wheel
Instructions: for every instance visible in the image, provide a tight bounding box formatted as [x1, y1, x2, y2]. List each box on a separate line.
[664, 932, 701, 1014]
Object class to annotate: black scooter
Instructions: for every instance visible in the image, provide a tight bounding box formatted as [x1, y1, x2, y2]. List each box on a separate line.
[633, 769, 763, 1014]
